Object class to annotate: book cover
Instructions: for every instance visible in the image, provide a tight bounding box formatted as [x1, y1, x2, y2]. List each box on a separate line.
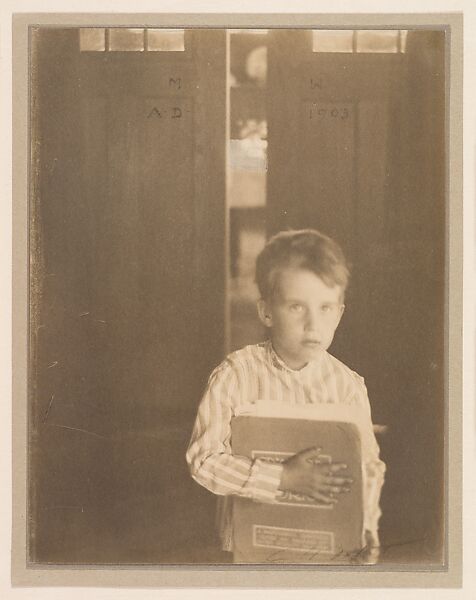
[231, 405, 366, 564]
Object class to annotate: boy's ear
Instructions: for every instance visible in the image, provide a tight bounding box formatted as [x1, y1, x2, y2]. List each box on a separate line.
[257, 299, 273, 328]
[337, 303, 345, 325]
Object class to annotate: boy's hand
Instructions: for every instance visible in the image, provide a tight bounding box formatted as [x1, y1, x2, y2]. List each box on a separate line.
[278, 446, 353, 504]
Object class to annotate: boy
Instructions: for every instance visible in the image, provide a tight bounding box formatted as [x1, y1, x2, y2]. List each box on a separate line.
[186, 229, 385, 559]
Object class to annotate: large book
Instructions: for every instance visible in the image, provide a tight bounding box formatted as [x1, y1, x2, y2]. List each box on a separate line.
[231, 402, 371, 564]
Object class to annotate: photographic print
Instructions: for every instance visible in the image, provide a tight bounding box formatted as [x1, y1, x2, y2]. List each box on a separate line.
[11, 11, 463, 589]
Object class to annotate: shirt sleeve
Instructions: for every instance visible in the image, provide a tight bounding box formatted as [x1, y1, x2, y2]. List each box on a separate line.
[346, 374, 386, 545]
[186, 362, 284, 503]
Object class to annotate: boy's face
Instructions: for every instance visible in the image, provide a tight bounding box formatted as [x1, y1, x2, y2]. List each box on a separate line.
[258, 268, 345, 370]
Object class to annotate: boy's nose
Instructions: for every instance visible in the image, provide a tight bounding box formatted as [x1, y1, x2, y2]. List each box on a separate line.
[304, 309, 321, 332]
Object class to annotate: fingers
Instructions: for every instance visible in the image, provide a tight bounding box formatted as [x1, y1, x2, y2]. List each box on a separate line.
[310, 490, 339, 504]
[331, 485, 351, 494]
[313, 467, 353, 496]
[326, 462, 349, 473]
[308, 484, 348, 503]
[324, 484, 351, 494]
[298, 450, 348, 474]
[299, 446, 323, 463]
[313, 480, 351, 495]
[315, 462, 353, 487]
[323, 475, 353, 486]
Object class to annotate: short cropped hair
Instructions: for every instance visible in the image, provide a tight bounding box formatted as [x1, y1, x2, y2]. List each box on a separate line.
[255, 229, 350, 300]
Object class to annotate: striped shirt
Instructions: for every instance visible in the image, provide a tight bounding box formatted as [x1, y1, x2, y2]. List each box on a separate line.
[186, 340, 386, 551]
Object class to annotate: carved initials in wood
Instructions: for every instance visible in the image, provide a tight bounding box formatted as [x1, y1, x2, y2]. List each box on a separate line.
[147, 107, 162, 119]
[169, 77, 182, 90]
[147, 106, 183, 119]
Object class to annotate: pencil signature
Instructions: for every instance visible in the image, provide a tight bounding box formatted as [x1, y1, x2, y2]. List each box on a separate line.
[263, 537, 426, 564]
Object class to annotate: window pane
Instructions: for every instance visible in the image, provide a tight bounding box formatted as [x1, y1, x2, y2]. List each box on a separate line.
[313, 30, 354, 53]
[356, 30, 399, 53]
[400, 30, 409, 53]
[79, 28, 106, 51]
[229, 137, 267, 173]
[245, 45, 267, 85]
[229, 29, 268, 34]
[109, 28, 144, 51]
[147, 29, 185, 51]
[228, 170, 266, 208]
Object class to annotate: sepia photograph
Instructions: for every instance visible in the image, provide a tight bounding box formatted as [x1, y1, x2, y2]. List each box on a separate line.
[9, 9, 466, 590]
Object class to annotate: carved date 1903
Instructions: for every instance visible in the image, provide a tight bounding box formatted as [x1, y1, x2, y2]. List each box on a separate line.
[309, 105, 350, 121]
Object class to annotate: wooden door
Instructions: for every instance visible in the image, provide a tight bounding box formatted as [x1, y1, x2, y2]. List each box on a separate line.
[30, 27, 226, 563]
[266, 29, 445, 561]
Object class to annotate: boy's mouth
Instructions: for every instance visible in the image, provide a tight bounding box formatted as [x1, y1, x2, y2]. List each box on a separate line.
[302, 339, 321, 347]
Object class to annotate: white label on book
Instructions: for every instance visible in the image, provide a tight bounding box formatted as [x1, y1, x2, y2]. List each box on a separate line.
[253, 524, 335, 553]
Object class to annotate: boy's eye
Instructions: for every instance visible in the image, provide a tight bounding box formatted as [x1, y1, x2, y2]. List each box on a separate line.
[290, 303, 304, 312]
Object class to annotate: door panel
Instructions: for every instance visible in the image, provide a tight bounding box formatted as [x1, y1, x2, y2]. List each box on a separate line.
[267, 29, 445, 562]
[299, 101, 355, 246]
[30, 27, 226, 563]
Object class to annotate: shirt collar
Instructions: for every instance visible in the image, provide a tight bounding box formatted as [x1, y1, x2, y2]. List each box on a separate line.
[265, 339, 323, 374]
